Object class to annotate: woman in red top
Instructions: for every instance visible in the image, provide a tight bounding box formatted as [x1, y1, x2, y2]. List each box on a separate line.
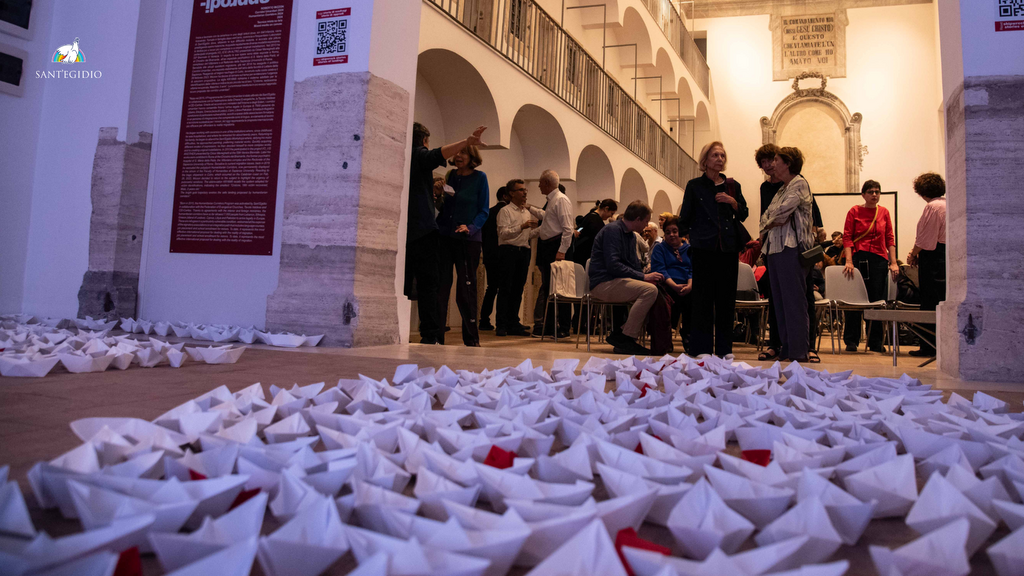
[842, 180, 899, 352]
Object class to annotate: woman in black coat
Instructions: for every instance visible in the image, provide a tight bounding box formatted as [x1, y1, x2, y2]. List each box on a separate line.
[678, 141, 749, 357]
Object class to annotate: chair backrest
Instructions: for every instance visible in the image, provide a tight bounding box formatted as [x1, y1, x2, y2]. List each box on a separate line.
[887, 272, 897, 301]
[736, 262, 758, 292]
[574, 262, 588, 298]
[549, 260, 580, 299]
[824, 265, 873, 304]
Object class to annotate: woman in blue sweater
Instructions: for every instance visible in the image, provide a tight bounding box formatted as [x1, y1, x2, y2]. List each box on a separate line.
[436, 145, 490, 346]
[650, 217, 693, 349]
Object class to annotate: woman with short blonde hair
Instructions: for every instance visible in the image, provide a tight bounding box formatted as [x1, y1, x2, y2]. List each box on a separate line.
[678, 141, 749, 356]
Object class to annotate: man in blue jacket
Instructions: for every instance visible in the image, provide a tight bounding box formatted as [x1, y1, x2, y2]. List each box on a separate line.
[588, 201, 664, 355]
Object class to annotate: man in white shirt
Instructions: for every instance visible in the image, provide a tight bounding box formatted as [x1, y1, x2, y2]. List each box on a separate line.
[531, 170, 575, 338]
[495, 179, 543, 336]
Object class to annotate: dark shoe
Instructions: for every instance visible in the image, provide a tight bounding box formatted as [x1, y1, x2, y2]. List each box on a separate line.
[420, 338, 439, 345]
[908, 348, 935, 357]
[507, 326, 531, 337]
[869, 344, 886, 354]
[758, 348, 780, 361]
[479, 321, 494, 331]
[495, 328, 507, 337]
[613, 337, 652, 356]
[556, 330, 571, 339]
[845, 344, 858, 352]
[606, 331, 629, 347]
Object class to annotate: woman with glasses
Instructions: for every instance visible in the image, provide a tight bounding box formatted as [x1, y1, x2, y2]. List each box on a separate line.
[650, 217, 693, 350]
[841, 180, 899, 353]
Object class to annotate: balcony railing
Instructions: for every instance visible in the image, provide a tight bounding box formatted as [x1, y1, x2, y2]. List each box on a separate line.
[639, 0, 709, 96]
[427, 0, 698, 189]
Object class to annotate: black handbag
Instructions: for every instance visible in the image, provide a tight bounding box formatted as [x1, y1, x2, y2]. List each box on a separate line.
[789, 210, 824, 268]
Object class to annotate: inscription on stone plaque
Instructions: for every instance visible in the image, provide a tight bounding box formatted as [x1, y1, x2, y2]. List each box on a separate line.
[772, 10, 847, 81]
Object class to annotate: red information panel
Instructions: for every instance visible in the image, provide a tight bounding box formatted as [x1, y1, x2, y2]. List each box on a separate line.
[170, 0, 293, 255]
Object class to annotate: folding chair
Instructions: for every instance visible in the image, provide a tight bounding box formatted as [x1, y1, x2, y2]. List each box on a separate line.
[540, 261, 587, 343]
[824, 265, 887, 354]
[580, 259, 634, 352]
[734, 262, 769, 352]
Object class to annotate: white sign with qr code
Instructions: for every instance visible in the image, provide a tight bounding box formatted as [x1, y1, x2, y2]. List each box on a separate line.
[295, 0, 374, 80]
[996, 0, 1024, 31]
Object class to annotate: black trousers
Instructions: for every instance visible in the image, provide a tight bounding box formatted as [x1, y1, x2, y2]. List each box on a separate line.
[480, 255, 500, 326]
[917, 243, 946, 352]
[763, 266, 781, 350]
[497, 245, 532, 330]
[844, 250, 889, 349]
[767, 247, 809, 361]
[667, 289, 693, 345]
[406, 231, 442, 343]
[438, 236, 481, 346]
[806, 268, 819, 352]
[764, 264, 819, 353]
[532, 236, 571, 333]
[689, 247, 739, 356]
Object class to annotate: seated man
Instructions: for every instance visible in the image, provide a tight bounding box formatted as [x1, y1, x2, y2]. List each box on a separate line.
[650, 217, 692, 349]
[589, 201, 664, 355]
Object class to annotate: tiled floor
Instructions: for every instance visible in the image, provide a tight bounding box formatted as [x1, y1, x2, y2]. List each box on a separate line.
[1, 332, 1020, 575]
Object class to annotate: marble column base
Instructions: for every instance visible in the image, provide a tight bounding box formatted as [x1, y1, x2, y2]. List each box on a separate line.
[266, 244, 399, 347]
[77, 271, 140, 320]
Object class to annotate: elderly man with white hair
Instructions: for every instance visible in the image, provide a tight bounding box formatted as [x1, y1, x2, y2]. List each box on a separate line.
[531, 169, 575, 338]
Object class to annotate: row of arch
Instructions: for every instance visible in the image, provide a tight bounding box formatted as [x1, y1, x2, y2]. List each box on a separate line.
[562, 0, 711, 136]
[416, 44, 708, 217]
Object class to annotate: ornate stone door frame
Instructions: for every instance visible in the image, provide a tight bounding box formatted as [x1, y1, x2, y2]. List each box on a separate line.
[759, 73, 864, 194]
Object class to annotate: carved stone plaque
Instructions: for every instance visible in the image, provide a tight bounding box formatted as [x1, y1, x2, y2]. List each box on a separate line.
[771, 10, 848, 81]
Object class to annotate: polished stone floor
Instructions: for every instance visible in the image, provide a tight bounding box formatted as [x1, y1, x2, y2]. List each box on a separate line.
[1, 332, 1020, 575]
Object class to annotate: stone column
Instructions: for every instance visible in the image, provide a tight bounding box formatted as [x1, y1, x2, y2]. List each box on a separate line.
[936, 1, 1024, 382]
[77, 128, 152, 319]
[937, 78, 1024, 382]
[265, 72, 408, 347]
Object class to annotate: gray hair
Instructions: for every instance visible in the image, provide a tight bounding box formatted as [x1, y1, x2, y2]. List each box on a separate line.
[540, 170, 559, 188]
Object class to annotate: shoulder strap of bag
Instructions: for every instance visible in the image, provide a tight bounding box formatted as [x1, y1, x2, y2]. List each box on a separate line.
[852, 207, 879, 244]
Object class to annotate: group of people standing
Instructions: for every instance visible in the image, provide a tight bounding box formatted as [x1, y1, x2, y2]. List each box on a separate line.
[405, 120, 947, 359]
[405, 122, 589, 345]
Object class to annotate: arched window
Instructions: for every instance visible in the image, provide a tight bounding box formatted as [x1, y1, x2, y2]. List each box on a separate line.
[759, 73, 865, 194]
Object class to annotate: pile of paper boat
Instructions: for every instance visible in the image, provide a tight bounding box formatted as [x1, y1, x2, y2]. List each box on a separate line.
[0, 319, 246, 377]
[116, 318, 323, 348]
[2, 314, 322, 355]
[2, 354, 1023, 576]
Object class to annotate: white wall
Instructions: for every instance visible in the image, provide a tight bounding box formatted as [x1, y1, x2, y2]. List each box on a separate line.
[20, 0, 142, 318]
[0, 0, 54, 314]
[700, 4, 944, 257]
[138, 0, 294, 327]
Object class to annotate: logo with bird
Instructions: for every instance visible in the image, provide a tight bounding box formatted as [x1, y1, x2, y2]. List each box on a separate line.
[52, 37, 85, 63]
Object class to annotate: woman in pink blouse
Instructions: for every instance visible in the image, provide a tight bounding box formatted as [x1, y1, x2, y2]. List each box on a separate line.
[907, 173, 947, 357]
[842, 180, 899, 353]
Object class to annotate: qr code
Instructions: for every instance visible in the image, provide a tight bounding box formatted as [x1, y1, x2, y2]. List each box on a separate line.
[316, 18, 347, 55]
[999, 0, 1024, 18]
